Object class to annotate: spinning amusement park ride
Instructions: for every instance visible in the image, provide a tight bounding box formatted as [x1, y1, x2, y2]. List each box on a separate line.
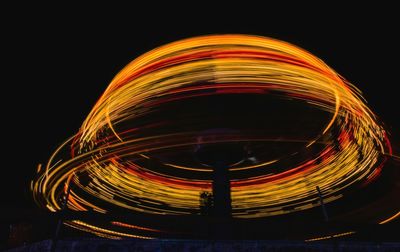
[32, 35, 399, 240]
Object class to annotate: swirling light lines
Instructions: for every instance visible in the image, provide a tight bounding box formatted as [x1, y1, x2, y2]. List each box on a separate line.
[32, 34, 396, 238]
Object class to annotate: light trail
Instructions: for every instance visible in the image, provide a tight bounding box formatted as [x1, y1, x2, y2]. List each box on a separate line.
[32, 34, 395, 238]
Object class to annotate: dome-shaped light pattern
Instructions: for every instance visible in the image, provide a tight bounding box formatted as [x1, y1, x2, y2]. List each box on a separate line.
[32, 35, 396, 239]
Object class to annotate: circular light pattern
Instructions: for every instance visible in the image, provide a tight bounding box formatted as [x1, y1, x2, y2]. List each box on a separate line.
[32, 34, 394, 238]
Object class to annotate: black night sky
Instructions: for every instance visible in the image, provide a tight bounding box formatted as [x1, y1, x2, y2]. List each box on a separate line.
[2, 3, 400, 242]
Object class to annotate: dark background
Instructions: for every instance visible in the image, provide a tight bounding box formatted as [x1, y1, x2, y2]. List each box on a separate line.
[2, 3, 399, 241]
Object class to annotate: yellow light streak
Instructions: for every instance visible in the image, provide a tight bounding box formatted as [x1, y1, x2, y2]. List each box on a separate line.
[32, 34, 395, 239]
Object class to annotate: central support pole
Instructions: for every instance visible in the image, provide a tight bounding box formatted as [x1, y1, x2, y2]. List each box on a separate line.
[212, 161, 232, 218]
[195, 140, 245, 239]
[211, 160, 232, 239]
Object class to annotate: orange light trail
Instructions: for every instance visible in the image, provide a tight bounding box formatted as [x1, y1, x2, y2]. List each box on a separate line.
[32, 34, 394, 238]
